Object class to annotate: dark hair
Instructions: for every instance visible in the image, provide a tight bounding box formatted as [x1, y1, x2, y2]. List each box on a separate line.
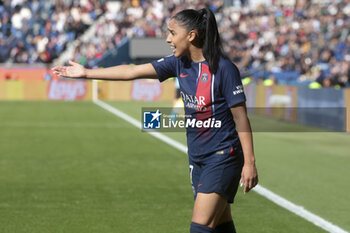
[173, 8, 227, 74]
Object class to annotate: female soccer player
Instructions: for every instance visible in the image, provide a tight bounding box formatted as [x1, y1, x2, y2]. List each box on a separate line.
[52, 8, 258, 233]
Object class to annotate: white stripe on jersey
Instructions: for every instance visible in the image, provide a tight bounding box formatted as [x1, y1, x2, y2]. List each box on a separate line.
[196, 63, 202, 87]
[211, 74, 215, 115]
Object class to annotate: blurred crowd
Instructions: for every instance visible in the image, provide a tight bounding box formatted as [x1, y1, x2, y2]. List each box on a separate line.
[72, 0, 350, 87]
[72, 0, 226, 67]
[0, 0, 105, 63]
[1, 0, 350, 87]
[220, 1, 350, 87]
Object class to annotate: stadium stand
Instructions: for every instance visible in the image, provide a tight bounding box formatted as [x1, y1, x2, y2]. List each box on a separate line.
[72, 0, 350, 87]
[1, 0, 349, 87]
[0, 0, 106, 64]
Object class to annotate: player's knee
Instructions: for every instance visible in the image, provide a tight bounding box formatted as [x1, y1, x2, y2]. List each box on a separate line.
[191, 215, 210, 227]
[190, 222, 216, 233]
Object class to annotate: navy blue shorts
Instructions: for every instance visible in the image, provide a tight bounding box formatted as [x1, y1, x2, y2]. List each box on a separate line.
[189, 146, 244, 203]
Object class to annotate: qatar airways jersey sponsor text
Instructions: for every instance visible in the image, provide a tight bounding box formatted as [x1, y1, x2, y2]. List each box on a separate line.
[180, 91, 208, 111]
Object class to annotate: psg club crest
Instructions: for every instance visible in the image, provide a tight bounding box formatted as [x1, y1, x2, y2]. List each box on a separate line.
[201, 73, 209, 83]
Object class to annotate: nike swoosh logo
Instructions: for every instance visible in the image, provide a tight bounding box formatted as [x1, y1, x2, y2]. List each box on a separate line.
[180, 73, 189, 78]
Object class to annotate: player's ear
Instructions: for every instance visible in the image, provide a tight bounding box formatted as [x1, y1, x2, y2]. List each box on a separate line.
[188, 30, 197, 42]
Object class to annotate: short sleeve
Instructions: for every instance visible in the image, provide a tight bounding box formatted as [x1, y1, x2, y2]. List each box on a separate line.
[220, 61, 246, 108]
[151, 55, 177, 82]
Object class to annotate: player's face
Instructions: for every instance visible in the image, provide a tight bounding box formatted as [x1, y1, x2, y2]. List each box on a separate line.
[166, 19, 191, 57]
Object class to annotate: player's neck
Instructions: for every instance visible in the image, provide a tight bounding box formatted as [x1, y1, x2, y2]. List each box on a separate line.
[188, 48, 205, 63]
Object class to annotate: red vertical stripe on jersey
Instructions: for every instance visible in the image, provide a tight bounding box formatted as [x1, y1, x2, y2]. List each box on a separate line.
[196, 63, 212, 121]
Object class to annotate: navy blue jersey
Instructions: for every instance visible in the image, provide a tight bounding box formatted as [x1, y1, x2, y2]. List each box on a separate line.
[152, 55, 246, 157]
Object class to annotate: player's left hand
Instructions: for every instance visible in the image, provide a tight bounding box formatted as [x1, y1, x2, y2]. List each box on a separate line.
[241, 163, 258, 194]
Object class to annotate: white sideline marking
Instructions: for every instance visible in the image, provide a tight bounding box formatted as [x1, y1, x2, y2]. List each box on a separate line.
[94, 100, 187, 153]
[93, 99, 348, 233]
[253, 186, 348, 233]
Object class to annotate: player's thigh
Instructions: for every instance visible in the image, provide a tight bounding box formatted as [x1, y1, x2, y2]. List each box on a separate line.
[191, 192, 228, 228]
[217, 204, 232, 226]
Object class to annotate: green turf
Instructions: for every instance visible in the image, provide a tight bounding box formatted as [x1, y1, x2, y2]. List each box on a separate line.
[0, 101, 191, 233]
[0, 101, 348, 232]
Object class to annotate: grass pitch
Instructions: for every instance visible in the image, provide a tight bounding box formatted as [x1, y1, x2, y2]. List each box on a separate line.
[0, 101, 349, 233]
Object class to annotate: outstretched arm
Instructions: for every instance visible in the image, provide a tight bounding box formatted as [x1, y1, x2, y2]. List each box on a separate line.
[52, 60, 158, 81]
[231, 102, 258, 194]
